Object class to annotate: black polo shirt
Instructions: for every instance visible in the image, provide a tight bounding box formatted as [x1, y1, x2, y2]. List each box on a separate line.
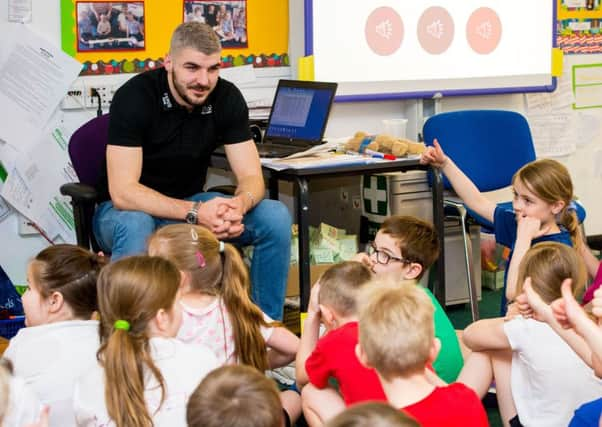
[96, 67, 252, 203]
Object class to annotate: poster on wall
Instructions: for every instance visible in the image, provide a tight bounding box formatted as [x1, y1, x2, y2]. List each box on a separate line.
[61, 0, 288, 76]
[557, 0, 602, 54]
[76, 2, 145, 52]
[183, 1, 247, 48]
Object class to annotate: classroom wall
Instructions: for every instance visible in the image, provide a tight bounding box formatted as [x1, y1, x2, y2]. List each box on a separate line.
[2, 0, 602, 284]
[289, 0, 602, 236]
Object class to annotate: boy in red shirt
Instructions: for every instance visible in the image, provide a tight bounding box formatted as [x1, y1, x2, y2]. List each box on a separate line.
[357, 281, 489, 427]
[295, 261, 387, 426]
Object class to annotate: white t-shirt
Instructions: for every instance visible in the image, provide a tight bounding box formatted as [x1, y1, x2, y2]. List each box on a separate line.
[3, 376, 42, 426]
[73, 337, 219, 427]
[176, 297, 274, 365]
[4, 320, 100, 427]
[504, 316, 602, 427]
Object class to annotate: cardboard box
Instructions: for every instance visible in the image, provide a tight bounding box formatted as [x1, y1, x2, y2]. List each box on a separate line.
[286, 263, 334, 297]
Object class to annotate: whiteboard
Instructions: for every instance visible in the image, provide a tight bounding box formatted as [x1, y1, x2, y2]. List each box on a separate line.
[305, 0, 556, 101]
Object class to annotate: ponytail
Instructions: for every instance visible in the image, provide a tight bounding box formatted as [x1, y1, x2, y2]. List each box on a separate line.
[149, 224, 272, 372]
[560, 208, 583, 253]
[101, 329, 162, 427]
[221, 243, 270, 372]
[97, 256, 180, 427]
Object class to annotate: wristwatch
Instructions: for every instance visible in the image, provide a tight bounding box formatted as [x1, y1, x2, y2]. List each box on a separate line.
[185, 201, 201, 224]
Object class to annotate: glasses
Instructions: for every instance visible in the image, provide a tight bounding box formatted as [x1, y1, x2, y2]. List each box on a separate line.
[368, 242, 409, 265]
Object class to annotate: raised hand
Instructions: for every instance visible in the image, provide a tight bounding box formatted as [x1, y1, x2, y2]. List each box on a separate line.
[519, 277, 553, 322]
[420, 139, 448, 169]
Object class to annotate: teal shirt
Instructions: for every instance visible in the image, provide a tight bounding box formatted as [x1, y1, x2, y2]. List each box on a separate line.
[421, 287, 464, 383]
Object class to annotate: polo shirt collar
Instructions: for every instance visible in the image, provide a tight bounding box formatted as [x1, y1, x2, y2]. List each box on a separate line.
[158, 68, 217, 116]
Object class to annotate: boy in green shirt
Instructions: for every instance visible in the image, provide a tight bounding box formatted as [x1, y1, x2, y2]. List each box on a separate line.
[355, 215, 463, 382]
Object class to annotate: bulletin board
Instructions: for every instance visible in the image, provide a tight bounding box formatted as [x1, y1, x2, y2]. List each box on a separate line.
[557, 0, 602, 54]
[60, 0, 289, 75]
[306, 0, 557, 101]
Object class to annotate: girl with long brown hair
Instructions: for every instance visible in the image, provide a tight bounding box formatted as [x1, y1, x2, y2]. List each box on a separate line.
[73, 256, 218, 427]
[148, 224, 298, 371]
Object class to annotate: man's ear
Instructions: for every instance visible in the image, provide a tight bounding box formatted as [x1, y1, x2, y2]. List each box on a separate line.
[403, 263, 423, 280]
[427, 337, 441, 364]
[355, 343, 372, 369]
[164, 53, 173, 72]
[48, 291, 65, 314]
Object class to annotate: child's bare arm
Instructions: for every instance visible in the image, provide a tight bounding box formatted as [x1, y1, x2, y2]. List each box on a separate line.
[522, 278, 602, 377]
[421, 139, 496, 223]
[295, 283, 322, 387]
[462, 318, 511, 352]
[505, 217, 549, 301]
[266, 326, 300, 369]
[579, 242, 600, 280]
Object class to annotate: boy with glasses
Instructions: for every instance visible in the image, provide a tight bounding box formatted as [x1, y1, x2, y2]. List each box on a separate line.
[355, 215, 463, 383]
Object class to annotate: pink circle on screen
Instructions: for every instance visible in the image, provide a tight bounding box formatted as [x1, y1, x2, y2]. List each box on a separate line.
[466, 7, 502, 54]
[417, 7, 454, 55]
[365, 7, 404, 56]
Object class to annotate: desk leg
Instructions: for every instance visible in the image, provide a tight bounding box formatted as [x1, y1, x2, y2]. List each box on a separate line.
[268, 175, 279, 200]
[294, 177, 311, 313]
[432, 169, 446, 306]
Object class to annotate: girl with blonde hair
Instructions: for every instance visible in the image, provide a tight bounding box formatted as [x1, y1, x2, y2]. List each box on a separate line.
[458, 242, 602, 427]
[422, 143, 581, 312]
[73, 256, 218, 427]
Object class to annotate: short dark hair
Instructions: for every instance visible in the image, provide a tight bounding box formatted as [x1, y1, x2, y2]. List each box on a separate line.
[170, 22, 221, 55]
[31, 244, 106, 319]
[187, 365, 282, 427]
[379, 215, 439, 279]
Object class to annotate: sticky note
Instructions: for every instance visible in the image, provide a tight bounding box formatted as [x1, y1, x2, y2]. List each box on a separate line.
[298, 55, 315, 81]
[552, 48, 563, 77]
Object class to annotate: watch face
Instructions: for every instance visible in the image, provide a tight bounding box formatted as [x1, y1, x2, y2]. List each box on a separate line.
[185, 212, 197, 224]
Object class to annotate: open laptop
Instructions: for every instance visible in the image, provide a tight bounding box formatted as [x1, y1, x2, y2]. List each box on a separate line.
[256, 79, 338, 158]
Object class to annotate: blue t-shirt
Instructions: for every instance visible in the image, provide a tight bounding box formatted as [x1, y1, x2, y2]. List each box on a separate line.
[569, 397, 602, 427]
[494, 207, 572, 313]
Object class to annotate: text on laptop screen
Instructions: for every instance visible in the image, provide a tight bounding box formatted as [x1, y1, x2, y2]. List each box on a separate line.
[265, 86, 333, 141]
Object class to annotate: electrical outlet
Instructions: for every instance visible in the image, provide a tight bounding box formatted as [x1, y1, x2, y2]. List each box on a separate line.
[60, 82, 86, 110]
[85, 85, 116, 108]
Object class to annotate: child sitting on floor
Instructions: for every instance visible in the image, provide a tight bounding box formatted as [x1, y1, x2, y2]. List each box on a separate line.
[73, 256, 218, 427]
[358, 280, 489, 427]
[458, 242, 602, 427]
[354, 215, 463, 382]
[296, 261, 385, 426]
[4, 244, 106, 427]
[187, 365, 284, 427]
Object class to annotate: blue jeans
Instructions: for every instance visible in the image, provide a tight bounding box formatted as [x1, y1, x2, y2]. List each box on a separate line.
[93, 192, 292, 320]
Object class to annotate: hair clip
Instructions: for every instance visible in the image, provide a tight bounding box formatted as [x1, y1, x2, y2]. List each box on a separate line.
[195, 250, 206, 268]
[190, 227, 199, 244]
[218, 241, 225, 253]
[114, 319, 130, 331]
[568, 200, 577, 212]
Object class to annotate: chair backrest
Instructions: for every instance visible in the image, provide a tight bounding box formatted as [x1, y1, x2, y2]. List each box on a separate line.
[423, 110, 536, 192]
[68, 114, 110, 186]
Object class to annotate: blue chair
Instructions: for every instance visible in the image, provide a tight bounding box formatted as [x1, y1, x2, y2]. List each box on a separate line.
[423, 110, 537, 321]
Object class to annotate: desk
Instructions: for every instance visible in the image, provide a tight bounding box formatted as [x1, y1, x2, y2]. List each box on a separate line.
[262, 159, 446, 312]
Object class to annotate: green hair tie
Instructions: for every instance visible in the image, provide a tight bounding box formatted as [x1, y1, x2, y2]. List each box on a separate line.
[114, 320, 130, 331]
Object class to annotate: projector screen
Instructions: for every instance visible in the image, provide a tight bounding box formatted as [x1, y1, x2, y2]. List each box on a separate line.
[305, 0, 556, 101]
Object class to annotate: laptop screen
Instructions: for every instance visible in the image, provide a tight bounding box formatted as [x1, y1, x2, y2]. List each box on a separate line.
[264, 80, 337, 143]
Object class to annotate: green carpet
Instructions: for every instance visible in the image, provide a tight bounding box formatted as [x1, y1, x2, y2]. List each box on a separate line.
[447, 288, 504, 427]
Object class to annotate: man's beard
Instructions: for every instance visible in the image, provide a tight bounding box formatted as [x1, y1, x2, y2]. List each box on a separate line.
[171, 68, 211, 107]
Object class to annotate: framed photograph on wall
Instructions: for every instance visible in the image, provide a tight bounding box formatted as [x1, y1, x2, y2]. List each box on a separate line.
[183, 0, 248, 48]
[76, 1, 145, 52]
